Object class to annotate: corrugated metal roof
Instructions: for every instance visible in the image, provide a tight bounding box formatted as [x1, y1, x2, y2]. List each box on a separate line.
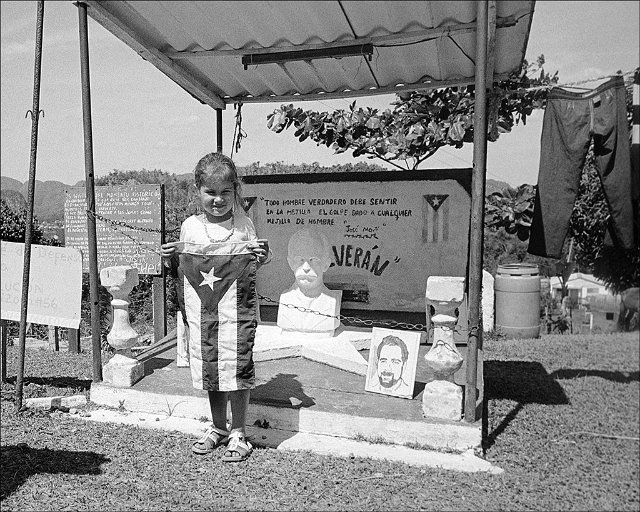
[82, 0, 534, 109]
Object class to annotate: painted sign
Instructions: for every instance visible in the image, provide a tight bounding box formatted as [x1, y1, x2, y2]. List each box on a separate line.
[64, 185, 163, 275]
[243, 169, 471, 312]
[1, 241, 83, 328]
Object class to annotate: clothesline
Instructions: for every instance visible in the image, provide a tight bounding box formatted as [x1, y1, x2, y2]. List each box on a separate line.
[502, 68, 637, 95]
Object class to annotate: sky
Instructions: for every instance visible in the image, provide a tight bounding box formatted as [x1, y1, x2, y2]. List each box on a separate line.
[1, 1, 638, 187]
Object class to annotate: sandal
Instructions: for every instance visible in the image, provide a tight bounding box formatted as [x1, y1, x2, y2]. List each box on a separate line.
[222, 431, 253, 462]
[192, 426, 229, 455]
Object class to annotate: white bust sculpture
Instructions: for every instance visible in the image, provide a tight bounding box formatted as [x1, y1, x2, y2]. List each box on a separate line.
[277, 228, 342, 337]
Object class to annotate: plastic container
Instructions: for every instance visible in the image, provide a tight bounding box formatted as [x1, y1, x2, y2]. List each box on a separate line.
[495, 263, 541, 339]
[539, 276, 551, 298]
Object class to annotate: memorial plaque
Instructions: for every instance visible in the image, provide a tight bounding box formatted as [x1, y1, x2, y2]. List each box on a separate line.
[64, 185, 163, 275]
[243, 169, 471, 312]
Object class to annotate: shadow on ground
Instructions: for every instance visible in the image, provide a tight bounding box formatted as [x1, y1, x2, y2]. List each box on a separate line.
[482, 360, 568, 452]
[482, 361, 640, 452]
[3, 376, 92, 392]
[141, 356, 174, 377]
[250, 372, 315, 444]
[0, 444, 110, 500]
[550, 369, 639, 383]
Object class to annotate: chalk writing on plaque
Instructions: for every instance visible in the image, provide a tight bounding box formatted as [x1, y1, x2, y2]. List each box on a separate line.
[64, 185, 163, 275]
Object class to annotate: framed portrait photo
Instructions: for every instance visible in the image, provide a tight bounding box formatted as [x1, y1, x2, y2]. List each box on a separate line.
[364, 327, 425, 399]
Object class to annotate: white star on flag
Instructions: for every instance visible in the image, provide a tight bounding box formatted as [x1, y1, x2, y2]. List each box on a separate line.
[200, 267, 222, 290]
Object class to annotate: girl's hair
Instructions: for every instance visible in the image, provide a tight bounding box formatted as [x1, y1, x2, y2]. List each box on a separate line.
[194, 152, 245, 212]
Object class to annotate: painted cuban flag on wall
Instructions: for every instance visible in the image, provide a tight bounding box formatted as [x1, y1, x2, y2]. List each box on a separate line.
[178, 249, 257, 392]
[422, 194, 450, 243]
[242, 196, 257, 213]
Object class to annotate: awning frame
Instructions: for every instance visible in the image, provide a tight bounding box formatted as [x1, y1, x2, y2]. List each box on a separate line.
[68, 0, 522, 424]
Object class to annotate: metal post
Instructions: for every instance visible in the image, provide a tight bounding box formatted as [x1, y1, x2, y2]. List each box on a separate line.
[77, 1, 103, 381]
[1, 321, 8, 383]
[48, 326, 59, 351]
[15, 0, 45, 412]
[216, 108, 223, 153]
[68, 328, 80, 353]
[153, 185, 167, 341]
[465, 0, 489, 423]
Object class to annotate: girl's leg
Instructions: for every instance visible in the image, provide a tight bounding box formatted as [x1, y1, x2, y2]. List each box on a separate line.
[208, 390, 228, 430]
[192, 391, 230, 454]
[222, 389, 252, 461]
[228, 389, 250, 434]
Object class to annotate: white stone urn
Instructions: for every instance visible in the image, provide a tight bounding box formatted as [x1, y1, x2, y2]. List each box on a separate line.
[99, 266, 144, 387]
[100, 266, 140, 351]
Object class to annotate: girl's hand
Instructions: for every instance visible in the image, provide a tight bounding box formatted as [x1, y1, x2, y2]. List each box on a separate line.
[250, 240, 271, 265]
[161, 241, 182, 266]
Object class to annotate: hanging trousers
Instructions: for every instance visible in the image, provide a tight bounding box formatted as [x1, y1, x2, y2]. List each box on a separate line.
[528, 76, 634, 259]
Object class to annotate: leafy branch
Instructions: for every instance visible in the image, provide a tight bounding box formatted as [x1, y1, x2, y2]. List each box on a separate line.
[266, 55, 558, 170]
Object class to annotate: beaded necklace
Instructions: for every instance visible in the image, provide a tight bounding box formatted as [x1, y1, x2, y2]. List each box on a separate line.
[198, 213, 235, 243]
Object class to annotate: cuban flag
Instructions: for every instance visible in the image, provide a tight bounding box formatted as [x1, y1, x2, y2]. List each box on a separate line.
[178, 247, 257, 392]
[422, 194, 450, 243]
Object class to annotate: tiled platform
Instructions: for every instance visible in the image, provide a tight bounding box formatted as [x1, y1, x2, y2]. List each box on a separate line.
[90, 326, 483, 454]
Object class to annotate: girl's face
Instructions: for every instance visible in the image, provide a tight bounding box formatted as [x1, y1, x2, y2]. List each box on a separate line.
[196, 174, 235, 221]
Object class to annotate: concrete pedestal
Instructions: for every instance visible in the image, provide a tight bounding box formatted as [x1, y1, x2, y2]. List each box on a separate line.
[422, 380, 463, 421]
[103, 354, 145, 388]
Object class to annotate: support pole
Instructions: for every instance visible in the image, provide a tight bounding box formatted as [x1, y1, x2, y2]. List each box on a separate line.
[1, 321, 8, 383]
[216, 108, 223, 153]
[153, 185, 167, 341]
[68, 328, 80, 353]
[77, 1, 102, 381]
[15, 0, 45, 412]
[465, 0, 489, 423]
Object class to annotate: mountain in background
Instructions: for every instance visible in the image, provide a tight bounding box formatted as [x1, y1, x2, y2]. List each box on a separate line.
[485, 178, 512, 195]
[1, 176, 85, 223]
[1, 172, 517, 223]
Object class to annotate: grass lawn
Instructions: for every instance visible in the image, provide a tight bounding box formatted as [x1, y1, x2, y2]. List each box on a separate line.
[1, 332, 639, 511]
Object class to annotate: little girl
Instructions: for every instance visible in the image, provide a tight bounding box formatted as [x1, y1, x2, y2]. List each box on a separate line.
[161, 152, 270, 462]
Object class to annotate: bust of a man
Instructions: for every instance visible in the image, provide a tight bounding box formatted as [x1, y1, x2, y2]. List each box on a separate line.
[277, 228, 342, 337]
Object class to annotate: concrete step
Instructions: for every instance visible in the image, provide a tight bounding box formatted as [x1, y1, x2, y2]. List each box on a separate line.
[72, 408, 502, 474]
[90, 380, 482, 453]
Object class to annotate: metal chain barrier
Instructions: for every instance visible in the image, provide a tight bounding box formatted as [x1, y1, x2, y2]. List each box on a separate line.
[88, 210, 179, 234]
[257, 293, 440, 332]
[86, 209, 163, 257]
[85, 210, 467, 334]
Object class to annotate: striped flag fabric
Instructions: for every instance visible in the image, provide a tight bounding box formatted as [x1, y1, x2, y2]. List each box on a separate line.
[178, 249, 257, 392]
[422, 194, 450, 243]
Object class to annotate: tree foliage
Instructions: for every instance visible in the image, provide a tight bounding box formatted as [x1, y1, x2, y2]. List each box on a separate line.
[0, 198, 53, 245]
[243, 160, 390, 175]
[266, 56, 558, 170]
[485, 184, 535, 242]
